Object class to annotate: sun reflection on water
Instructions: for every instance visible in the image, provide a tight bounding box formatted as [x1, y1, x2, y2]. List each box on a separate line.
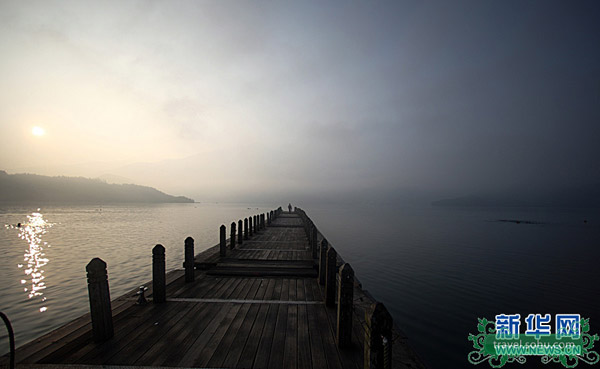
[5, 209, 54, 312]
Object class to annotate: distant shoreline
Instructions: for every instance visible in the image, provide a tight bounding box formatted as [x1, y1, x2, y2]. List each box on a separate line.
[432, 191, 600, 209]
[0, 200, 197, 205]
[0, 171, 194, 204]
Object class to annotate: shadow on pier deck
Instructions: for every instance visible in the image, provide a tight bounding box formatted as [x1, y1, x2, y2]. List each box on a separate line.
[1, 210, 426, 369]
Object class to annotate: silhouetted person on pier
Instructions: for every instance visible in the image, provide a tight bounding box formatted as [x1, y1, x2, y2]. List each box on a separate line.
[288, 203, 292, 213]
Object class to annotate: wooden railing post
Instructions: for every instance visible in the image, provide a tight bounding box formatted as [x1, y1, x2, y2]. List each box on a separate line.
[220, 225, 226, 256]
[261, 214, 265, 229]
[319, 239, 329, 285]
[185, 237, 194, 283]
[365, 302, 393, 369]
[86, 258, 114, 342]
[230, 222, 236, 250]
[311, 224, 318, 259]
[337, 263, 354, 348]
[267, 212, 271, 225]
[303, 215, 310, 238]
[244, 218, 248, 240]
[152, 244, 166, 303]
[325, 247, 337, 307]
[249, 216, 253, 237]
[238, 219, 243, 245]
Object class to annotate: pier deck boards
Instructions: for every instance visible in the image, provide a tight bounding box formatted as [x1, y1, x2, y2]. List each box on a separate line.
[1, 212, 426, 369]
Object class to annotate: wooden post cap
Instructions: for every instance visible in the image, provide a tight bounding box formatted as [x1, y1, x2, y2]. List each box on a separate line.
[366, 302, 393, 332]
[153, 244, 165, 254]
[86, 257, 107, 275]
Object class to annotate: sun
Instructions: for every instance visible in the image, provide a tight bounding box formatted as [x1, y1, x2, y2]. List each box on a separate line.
[32, 126, 45, 137]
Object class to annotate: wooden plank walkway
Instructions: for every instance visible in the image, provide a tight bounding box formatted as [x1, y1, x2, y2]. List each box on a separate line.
[1, 210, 426, 369]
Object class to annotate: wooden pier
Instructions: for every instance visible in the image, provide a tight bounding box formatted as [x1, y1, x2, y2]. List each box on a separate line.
[1, 208, 426, 369]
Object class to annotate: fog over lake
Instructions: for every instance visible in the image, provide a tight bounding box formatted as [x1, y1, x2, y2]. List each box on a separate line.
[0, 1, 599, 368]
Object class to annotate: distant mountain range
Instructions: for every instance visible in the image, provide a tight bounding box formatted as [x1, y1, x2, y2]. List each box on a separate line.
[0, 171, 194, 204]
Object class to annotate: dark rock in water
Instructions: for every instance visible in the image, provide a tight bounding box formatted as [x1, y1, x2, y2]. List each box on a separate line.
[496, 219, 543, 225]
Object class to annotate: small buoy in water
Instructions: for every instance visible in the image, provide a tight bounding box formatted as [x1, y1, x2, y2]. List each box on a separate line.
[17, 222, 21, 228]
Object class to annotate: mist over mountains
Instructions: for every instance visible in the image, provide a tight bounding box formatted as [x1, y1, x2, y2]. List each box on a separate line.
[0, 171, 194, 204]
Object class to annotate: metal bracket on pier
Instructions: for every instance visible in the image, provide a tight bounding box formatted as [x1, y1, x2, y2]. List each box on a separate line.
[136, 286, 148, 305]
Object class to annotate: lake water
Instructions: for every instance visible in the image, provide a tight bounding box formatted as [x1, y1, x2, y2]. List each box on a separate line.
[1, 202, 599, 368]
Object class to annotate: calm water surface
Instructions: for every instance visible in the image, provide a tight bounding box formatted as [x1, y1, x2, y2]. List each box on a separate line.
[1, 202, 599, 369]
[306, 203, 600, 369]
[0, 202, 277, 356]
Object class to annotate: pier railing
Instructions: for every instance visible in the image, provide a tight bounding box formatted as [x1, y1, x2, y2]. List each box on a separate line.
[295, 207, 395, 368]
[84, 205, 399, 369]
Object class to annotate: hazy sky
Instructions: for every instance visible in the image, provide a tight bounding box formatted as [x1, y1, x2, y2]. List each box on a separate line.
[1, 1, 599, 202]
